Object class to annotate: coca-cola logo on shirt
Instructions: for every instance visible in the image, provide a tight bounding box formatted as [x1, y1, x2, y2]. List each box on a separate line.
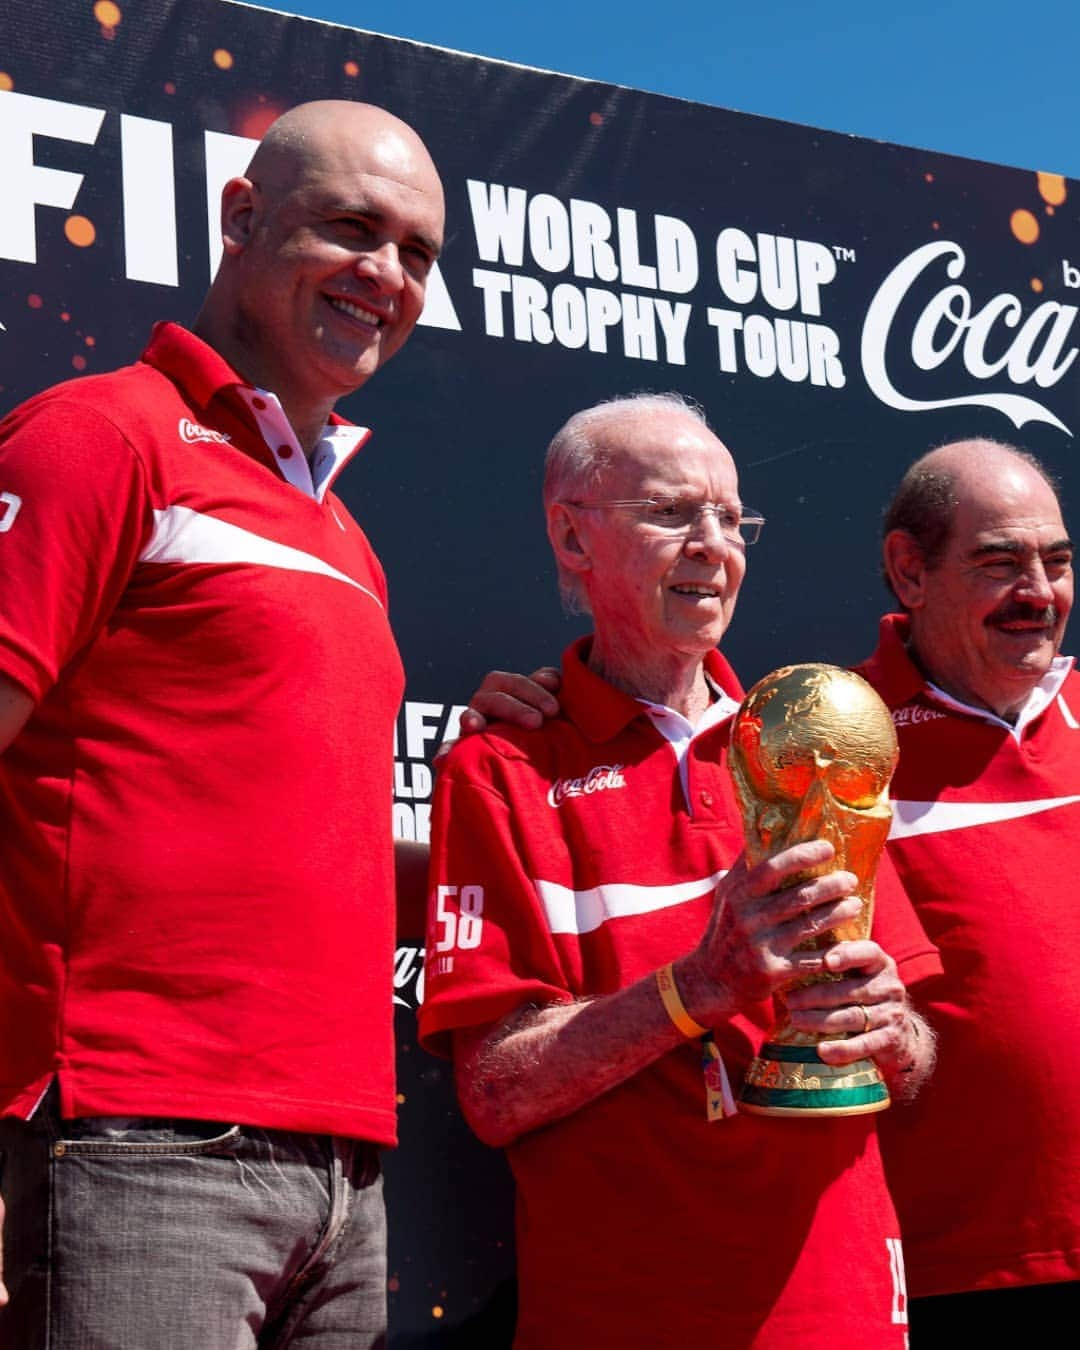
[861, 241, 1076, 435]
[547, 764, 627, 808]
[891, 704, 948, 728]
[178, 418, 232, 446]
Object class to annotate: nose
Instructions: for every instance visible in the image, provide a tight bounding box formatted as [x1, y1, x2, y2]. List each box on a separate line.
[1014, 557, 1055, 606]
[684, 507, 737, 561]
[354, 241, 405, 294]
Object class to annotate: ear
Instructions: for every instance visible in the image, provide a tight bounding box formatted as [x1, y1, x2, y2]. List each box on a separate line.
[547, 502, 592, 580]
[882, 529, 929, 610]
[219, 177, 259, 258]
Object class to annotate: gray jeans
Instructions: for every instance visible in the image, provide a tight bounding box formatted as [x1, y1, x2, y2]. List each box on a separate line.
[0, 1086, 387, 1349]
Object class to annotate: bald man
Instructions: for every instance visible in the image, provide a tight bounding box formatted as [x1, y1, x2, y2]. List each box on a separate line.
[855, 440, 1080, 1343]
[0, 101, 444, 1348]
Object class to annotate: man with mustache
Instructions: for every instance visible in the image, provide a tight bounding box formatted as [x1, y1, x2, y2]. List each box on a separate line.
[856, 439, 1080, 1342]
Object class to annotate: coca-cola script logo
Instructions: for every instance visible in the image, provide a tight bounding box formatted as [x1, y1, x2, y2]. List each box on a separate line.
[891, 704, 948, 728]
[178, 418, 232, 446]
[861, 241, 1076, 435]
[547, 763, 627, 808]
[393, 945, 425, 1009]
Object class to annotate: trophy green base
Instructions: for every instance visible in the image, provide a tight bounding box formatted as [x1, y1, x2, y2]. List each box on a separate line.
[739, 1042, 890, 1117]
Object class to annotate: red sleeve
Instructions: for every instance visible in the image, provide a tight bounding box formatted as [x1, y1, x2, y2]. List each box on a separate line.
[870, 845, 943, 988]
[418, 745, 574, 1058]
[0, 397, 151, 700]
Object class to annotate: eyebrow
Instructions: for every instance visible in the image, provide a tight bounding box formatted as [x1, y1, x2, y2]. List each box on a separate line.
[970, 537, 1073, 558]
[330, 201, 442, 259]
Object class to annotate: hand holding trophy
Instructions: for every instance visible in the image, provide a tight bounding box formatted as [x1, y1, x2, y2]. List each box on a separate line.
[728, 663, 899, 1117]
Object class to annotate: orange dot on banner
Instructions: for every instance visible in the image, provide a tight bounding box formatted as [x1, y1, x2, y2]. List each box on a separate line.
[213, 49, 233, 70]
[65, 215, 96, 247]
[343, 60, 359, 77]
[924, 172, 934, 183]
[27, 294, 43, 309]
[1010, 208, 1039, 244]
[1032, 277, 1044, 293]
[61, 311, 70, 322]
[1037, 171, 1066, 206]
[0, 72, 13, 91]
[72, 355, 87, 371]
[387, 1277, 400, 1293]
[93, 1, 121, 27]
[164, 80, 176, 95]
[85, 335, 96, 347]
[432, 1307, 444, 1320]
[589, 111, 603, 126]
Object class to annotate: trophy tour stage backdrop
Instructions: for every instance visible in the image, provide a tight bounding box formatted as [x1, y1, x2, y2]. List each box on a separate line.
[2, 0, 1079, 1341]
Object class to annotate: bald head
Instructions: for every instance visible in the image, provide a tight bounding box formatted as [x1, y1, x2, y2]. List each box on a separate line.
[882, 439, 1060, 595]
[194, 99, 445, 450]
[544, 394, 709, 508]
[245, 101, 443, 220]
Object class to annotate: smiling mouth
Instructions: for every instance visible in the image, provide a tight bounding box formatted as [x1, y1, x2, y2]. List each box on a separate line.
[989, 605, 1058, 634]
[670, 583, 723, 598]
[327, 296, 383, 329]
[995, 623, 1054, 637]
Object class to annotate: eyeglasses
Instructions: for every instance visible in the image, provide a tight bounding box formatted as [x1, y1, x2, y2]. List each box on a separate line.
[566, 497, 766, 545]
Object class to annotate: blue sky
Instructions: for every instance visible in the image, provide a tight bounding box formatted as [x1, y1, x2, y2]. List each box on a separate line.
[242, 0, 1079, 178]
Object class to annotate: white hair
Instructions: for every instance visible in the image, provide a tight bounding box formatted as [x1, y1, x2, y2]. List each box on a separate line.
[543, 392, 710, 614]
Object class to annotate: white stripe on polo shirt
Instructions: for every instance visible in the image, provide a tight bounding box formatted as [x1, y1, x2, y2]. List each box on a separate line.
[889, 794, 1080, 840]
[141, 505, 384, 608]
[535, 871, 727, 936]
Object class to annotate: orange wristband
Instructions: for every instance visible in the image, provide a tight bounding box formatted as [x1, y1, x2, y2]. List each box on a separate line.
[656, 962, 708, 1038]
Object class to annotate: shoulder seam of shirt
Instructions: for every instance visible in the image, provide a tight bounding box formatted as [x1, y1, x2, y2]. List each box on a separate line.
[31, 386, 157, 488]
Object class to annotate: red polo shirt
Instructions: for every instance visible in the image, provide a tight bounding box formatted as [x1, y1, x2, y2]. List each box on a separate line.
[421, 638, 942, 1348]
[0, 323, 404, 1142]
[859, 614, 1080, 1295]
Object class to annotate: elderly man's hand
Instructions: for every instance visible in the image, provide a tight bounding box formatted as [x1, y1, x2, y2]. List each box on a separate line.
[451, 667, 562, 744]
[785, 940, 935, 1094]
[674, 840, 863, 1028]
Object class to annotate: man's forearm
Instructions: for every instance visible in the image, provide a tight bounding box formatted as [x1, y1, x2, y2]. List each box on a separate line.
[454, 970, 697, 1148]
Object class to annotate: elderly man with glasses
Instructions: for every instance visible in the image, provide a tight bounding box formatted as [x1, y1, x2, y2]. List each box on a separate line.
[418, 393, 938, 1350]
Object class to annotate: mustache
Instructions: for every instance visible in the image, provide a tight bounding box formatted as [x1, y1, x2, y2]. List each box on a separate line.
[988, 602, 1059, 627]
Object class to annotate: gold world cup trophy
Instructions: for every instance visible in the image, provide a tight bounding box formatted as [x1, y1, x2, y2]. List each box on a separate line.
[728, 663, 899, 1117]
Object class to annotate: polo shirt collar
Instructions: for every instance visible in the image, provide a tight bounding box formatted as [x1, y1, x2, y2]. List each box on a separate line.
[140, 322, 371, 501]
[559, 635, 745, 743]
[862, 612, 1075, 738]
[141, 321, 247, 411]
[925, 659, 1074, 738]
[858, 614, 926, 709]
